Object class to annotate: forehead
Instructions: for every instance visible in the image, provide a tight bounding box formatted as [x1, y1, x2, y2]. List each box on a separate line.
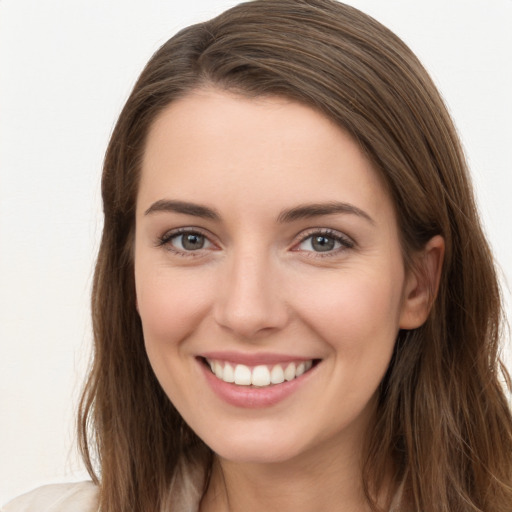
[138, 88, 394, 224]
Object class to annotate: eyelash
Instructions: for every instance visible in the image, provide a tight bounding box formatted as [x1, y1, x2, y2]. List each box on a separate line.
[156, 227, 355, 258]
[156, 227, 214, 257]
[293, 228, 355, 257]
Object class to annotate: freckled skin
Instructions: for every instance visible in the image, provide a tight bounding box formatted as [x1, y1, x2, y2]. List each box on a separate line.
[134, 89, 429, 471]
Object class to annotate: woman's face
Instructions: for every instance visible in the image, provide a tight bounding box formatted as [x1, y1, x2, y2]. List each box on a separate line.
[134, 88, 423, 465]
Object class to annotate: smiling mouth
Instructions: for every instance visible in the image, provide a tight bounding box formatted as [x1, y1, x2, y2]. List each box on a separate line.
[202, 358, 319, 387]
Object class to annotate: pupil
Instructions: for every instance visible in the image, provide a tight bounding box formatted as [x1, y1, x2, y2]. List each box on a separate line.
[312, 235, 334, 252]
[182, 234, 204, 250]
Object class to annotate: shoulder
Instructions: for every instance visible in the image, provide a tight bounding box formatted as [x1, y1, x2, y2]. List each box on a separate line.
[2, 482, 98, 512]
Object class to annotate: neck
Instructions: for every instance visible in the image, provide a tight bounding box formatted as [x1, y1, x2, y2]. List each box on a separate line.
[200, 432, 379, 512]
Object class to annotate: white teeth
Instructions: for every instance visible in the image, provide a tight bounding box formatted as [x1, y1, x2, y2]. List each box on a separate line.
[234, 364, 252, 385]
[251, 365, 271, 387]
[206, 359, 315, 387]
[284, 363, 296, 381]
[270, 365, 285, 384]
[214, 361, 223, 379]
[223, 363, 235, 383]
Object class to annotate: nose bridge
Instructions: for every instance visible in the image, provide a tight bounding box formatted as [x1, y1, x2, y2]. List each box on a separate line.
[214, 244, 287, 338]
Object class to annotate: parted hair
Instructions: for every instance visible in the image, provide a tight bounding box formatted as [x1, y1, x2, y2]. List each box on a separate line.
[78, 1, 512, 511]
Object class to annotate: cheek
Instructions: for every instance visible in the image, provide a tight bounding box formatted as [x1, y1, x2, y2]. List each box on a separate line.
[297, 268, 405, 355]
[298, 271, 404, 423]
[134, 263, 212, 348]
[134, 264, 213, 411]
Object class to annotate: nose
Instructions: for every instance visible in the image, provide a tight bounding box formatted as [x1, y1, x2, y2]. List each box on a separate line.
[213, 250, 289, 340]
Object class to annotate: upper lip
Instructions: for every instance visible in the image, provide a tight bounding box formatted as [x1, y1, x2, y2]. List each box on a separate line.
[199, 351, 318, 366]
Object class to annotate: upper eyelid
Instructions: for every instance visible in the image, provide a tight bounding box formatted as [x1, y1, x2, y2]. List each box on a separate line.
[160, 226, 215, 242]
[294, 227, 355, 246]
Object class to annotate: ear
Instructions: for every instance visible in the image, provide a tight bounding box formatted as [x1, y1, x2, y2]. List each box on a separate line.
[399, 235, 445, 330]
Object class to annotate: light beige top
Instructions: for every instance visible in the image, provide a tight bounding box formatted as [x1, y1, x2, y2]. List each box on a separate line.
[1, 482, 99, 512]
[1, 456, 205, 512]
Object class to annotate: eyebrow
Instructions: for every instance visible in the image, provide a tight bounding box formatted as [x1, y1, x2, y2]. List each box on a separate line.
[277, 201, 375, 225]
[144, 199, 374, 225]
[144, 199, 220, 220]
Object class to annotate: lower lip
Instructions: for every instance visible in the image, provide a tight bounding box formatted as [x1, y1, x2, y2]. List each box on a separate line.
[199, 360, 317, 408]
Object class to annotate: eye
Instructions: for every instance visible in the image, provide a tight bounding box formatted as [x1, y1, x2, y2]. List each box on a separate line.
[295, 230, 354, 254]
[158, 229, 214, 254]
[173, 232, 210, 251]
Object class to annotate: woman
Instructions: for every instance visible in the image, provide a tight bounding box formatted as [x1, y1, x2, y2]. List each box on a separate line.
[4, 0, 511, 511]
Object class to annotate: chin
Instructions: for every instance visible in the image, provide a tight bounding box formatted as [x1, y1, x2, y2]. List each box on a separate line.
[214, 443, 305, 465]
[195, 427, 301, 464]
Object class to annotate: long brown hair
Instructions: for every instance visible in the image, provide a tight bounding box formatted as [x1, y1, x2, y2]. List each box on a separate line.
[78, 1, 512, 510]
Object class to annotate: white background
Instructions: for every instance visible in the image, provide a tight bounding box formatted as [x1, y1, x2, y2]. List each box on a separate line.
[1, 0, 511, 505]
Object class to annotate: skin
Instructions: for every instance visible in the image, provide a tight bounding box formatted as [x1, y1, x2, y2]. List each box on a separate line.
[134, 88, 443, 511]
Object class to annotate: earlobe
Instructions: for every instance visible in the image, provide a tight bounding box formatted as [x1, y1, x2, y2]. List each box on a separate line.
[399, 235, 445, 330]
